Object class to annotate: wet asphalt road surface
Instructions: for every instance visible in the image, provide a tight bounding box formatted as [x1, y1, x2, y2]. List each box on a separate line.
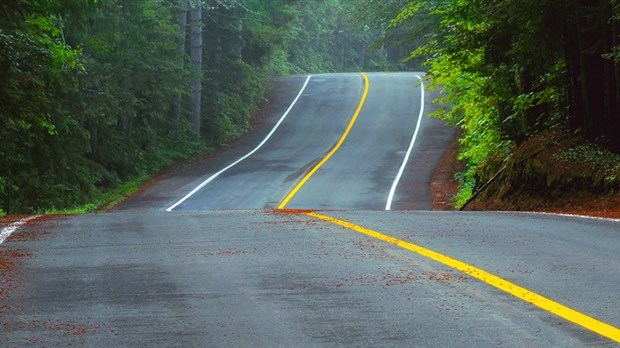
[1, 73, 619, 347]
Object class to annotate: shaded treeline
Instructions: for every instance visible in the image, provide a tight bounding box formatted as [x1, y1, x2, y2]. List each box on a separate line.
[0, 0, 398, 214]
[375, 0, 620, 204]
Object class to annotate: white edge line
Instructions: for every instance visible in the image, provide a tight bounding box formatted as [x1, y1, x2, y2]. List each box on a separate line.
[0, 215, 40, 245]
[166, 75, 313, 212]
[465, 210, 620, 223]
[519, 211, 620, 223]
[385, 75, 425, 210]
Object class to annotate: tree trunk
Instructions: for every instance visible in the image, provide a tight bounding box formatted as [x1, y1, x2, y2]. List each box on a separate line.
[603, 6, 614, 141]
[564, 0, 585, 132]
[215, 35, 222, 68]
[585, 2, 606, 139]
[235, 9, 243, 61]
[88, 119, 98, 160]
[379, 24, 387, 59]
[612, 14, 620, 151]
[359, 41, 366, 69]
[170, 0, 187, 129]
[576, 2, 595, 137]
[189, 0, 202, 135]
[212, 34, 222, 92]
[234, 8, 243, 92]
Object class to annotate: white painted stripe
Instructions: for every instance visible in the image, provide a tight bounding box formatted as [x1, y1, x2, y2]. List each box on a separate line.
[522, 211, 620, 223]
[385, 75, 425, 210]
[0, 216, 40, 245]
[166, 75, 313, 212]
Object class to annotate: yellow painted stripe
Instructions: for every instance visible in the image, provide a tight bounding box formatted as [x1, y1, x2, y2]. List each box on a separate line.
[304, 211, 620, 344]
[277, 73, 370, 209]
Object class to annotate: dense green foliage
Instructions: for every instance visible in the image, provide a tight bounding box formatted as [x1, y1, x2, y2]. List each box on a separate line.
[12, 0, 617, 214]
[386, 0, 620, 205]
[0, 0, 390, 214]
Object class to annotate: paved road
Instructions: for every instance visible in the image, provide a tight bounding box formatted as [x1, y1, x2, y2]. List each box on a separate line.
[171, 73, 365, 211]
[154, 72, 449, 211]
[1, 73, 619, 347]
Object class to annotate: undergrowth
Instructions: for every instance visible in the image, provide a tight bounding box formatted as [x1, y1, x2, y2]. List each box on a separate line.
[468, 130, 620, 205]
[553, 144, 620, 186]
[44, 175, 149, 215]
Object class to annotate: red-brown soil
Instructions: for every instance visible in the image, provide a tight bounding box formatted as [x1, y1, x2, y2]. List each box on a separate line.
[430, 137, 463, 210]
[430, 138, 620, 219]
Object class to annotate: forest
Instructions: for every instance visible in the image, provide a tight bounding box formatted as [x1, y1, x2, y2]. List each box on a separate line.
[383, 0, 620, 206]
[0, 0, 399, 214]
[2, 0, 620, 214]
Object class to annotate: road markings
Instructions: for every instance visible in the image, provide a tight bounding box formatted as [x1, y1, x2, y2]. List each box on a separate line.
[304, 211, 620, 344]
[527, 211, 620, 222]
[0, 216, 39, 245]
[385, 74, 425, 210]
[166, 75, 313, 212]
[277, 73, 370, 209]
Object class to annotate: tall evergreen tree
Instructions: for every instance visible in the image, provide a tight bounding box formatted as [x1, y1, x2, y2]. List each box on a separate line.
[189, 0, 202, 134]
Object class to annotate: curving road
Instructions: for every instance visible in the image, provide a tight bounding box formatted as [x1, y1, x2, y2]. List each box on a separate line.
[1, 73, 619, 347]
[163, 72, 443, 211]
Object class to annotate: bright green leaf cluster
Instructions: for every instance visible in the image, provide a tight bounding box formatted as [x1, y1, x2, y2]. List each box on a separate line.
[390, 0, 620, 205]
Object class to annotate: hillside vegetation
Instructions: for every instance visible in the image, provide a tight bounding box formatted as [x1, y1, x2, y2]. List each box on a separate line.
[3, 0, 619, 215]
[0, 0, 407, 215]
[379, 0, 620, 208]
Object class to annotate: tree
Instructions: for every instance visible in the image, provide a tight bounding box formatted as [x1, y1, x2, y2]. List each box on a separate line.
[565, 0, 620, 151]
[387, 0, 620, 205]
[0, 0, 390, 214]
[170, 0, 188, 128]
[189, 0, 203, 134]
[0, 0, 84, 212]
[352, 0, 429, 68]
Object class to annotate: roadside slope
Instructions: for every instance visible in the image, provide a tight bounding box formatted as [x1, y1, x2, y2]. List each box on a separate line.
[431, 131, 620, 218]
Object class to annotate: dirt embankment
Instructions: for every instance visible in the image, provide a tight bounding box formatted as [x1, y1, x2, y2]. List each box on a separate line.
[431, 132, 620, 219]
[430, 137, 463, 211]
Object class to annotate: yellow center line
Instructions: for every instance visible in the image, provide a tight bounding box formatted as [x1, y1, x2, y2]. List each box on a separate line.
[277, 73, 370, 210]
[303, 211, 620, 344]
